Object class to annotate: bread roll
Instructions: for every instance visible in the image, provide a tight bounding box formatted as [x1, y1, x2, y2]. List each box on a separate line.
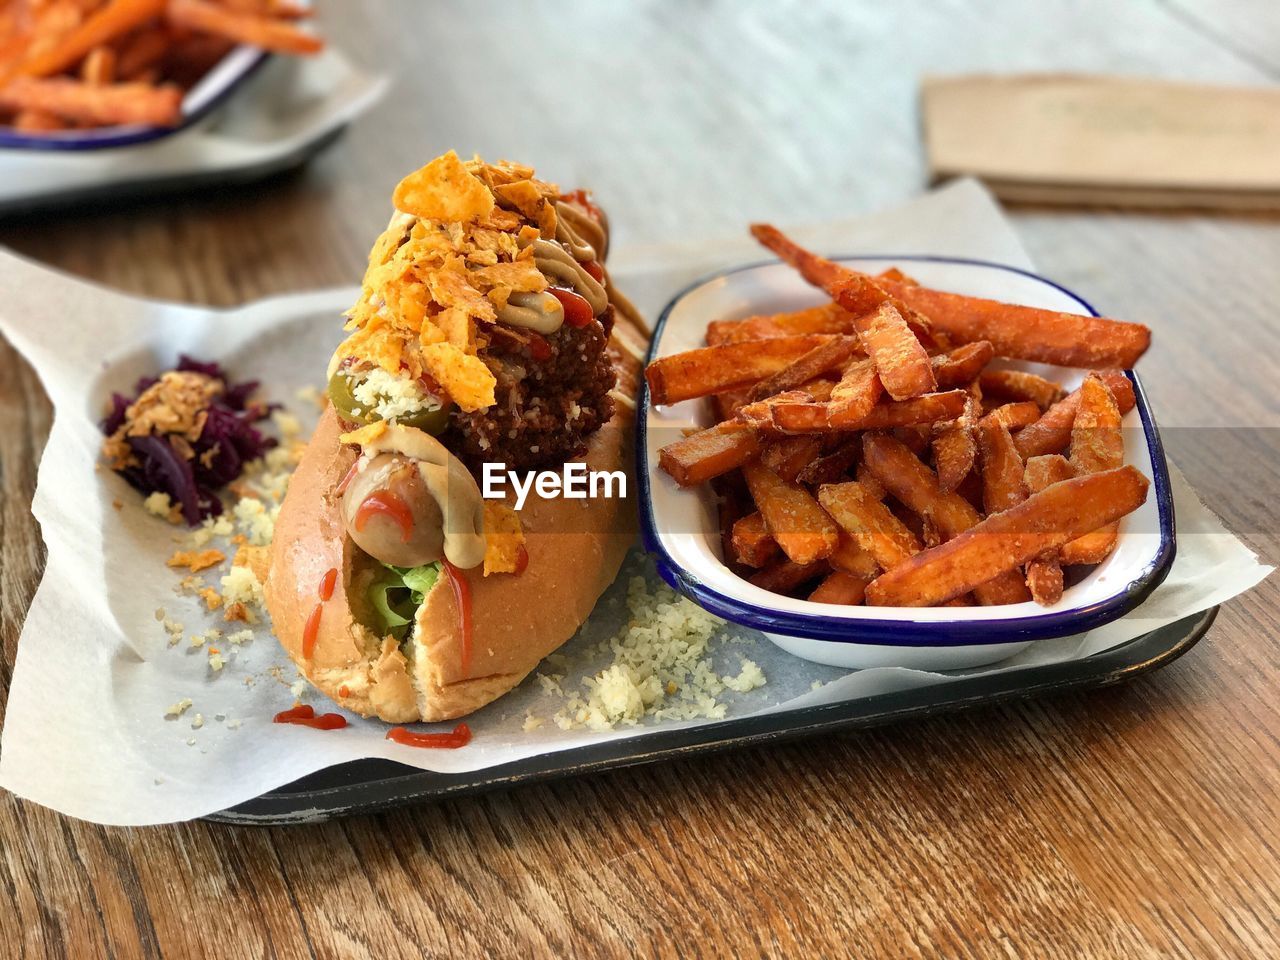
[265, 322, 642, 722]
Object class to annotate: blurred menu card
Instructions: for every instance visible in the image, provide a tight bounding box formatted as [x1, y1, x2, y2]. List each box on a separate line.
[922, 74, 1280, 210]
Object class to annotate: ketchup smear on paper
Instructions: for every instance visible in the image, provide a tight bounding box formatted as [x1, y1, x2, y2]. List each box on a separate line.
[273, 704, 347, 731]
[386, 723, 472, 749]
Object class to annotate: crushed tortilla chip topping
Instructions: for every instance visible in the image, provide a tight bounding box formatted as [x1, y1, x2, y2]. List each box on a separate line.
[166, 549, 226, 573]
[339, 421, 388, 447]
[341, 152, 563, 414]
[482, 501, 526, 576]
[101, 371, 223, 471]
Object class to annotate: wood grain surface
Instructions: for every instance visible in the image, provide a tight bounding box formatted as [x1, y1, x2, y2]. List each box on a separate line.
[2, 2, 1278, 957]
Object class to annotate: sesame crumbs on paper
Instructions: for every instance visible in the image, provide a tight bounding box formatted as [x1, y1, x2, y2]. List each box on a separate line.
[544, 574, 767, 732]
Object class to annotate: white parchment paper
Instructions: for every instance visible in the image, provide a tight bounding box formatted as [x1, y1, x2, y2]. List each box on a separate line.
[0, 180, 1270, 825]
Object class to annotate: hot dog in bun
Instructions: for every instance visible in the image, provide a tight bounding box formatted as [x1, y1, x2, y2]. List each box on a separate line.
[266, 152, 646, 722]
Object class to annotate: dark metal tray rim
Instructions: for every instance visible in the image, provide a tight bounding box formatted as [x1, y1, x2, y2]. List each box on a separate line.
[208, 607, 1216, 824]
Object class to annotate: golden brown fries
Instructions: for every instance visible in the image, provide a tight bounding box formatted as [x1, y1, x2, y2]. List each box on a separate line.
[658, 421, 760, 487]
[1061, 374, 1125, 564]
[817, 482, 921, 571]
[1015, 370, 1134, 459]
[648, 232, 1151, 609]
[866, 467, 1150, 607]
[979, 369, 1066, 411]
[0, 0, 323, 131]
[931, 387, 981, 493]
[742, 461, 839, 565]
[1022, 454, 1075, 606]
[706, 303, 852, 346]
[747, 336, 861, 402]
[985, 401, 1042, 431]
[809, 571, 869, 605]
[645, 335, 836, 405]
[878, 279, 1151, 369]
[862, 432, 1031, 605]
[731, 512, 779, 568]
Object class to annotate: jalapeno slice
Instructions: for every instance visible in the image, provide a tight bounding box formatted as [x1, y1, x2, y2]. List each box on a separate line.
[327, 371, 452, 435]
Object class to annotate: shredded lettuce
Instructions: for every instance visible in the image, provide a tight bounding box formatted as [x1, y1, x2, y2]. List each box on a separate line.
[368, 562, 440, 640]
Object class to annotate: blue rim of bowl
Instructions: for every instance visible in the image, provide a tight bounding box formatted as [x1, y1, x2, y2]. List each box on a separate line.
[0, 47, 270, 152]
[637, 254, 1177, 647]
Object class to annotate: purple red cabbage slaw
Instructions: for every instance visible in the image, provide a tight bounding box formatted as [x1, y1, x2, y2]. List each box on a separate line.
[100, 355, 276, 525]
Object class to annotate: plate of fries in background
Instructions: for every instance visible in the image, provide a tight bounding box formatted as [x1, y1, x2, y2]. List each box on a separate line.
[640, 233, 1175, 670]
[0, 0, 322, 150]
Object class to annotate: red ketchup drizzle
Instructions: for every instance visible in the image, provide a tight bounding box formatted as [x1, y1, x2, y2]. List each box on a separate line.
[354, 491, 414, 543]
[441, 558, 473, 673]
[548, 287, 594, 328]
[514, 544, 530, 576]
[386, 723, 472, 749]
[302, 603, 323, 658]
[302, 567, 340, 658]
[582, 259, 604, 283]
[527, 332, 552, 362]
[319, 567, 339, 602]
[274, 704, 348, 730]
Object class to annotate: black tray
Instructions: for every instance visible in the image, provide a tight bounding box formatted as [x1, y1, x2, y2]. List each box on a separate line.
[209, 607, 1216, 824]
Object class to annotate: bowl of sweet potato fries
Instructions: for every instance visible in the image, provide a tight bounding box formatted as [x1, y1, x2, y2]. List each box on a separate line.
[0, 0, 322, 149]
[640, 228, 1174, 668]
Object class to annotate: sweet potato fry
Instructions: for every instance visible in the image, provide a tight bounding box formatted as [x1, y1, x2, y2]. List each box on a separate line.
[796, 439, 860, 486]
[742, 462, 839, 565]
[865, 467, 1150, 607]
[14, 0, 165, 80]
[985, 401, 1042, 431]
[828, 357, 882, 420]
[978, 418, 1026, 515]
[0, 76, 182, 126]
[116, 27, 169, 79]
[818, 482, 921, 571]
[706, 303, 853, 346]
[808, 571, 869, 605]
[731, 512, 779, 568]
[1023, 455, 1075, 491]
[847, 301, 937, 401]
[11, 108, 65, 131]
[861, 432, 1030, 605]
[658, 422, 760, 486]
[878, 278, 1151, 369]
[931, 387, 980, 493]
[1069, 373, 1124, 475]
[1025, 557, 1064, 606]
[167, 0, 323, 54]
[1061, 373, 1125, 564]
[748, 336, 860, 401]
[828, 532, 881, 580]
[931, 341, 995, 389]
[749, 559, 828, 595]
[80, 45, 116, 85]
[855, 461, 886, 502]
[979, 369, 1066, 411]
[1015, 371, 1134, 459]
[877, 267, 919, 287]
[771, 389, 967, 434]
[749, 225, 936, 400]
[646, 335, 835, 405]
[1022, 453, 1069, 607]
[760, 435, 824, 483]
[711, 386, 753, 422]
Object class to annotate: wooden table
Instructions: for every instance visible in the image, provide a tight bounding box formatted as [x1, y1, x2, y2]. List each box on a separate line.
[2, 2, 1278, 956]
